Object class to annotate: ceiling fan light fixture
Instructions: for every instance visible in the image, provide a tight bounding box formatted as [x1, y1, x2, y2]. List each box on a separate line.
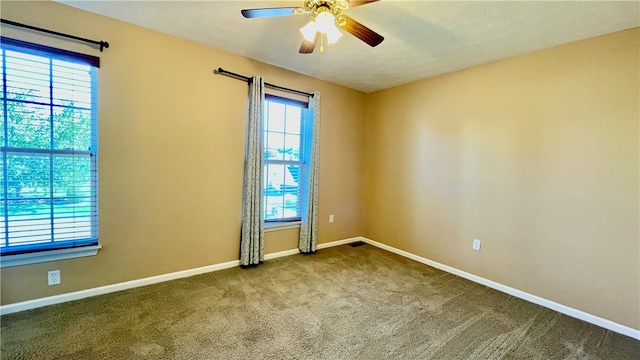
[299, 21, 318, 42]
[242, 0, 384, 54]
[325, 25, 343, 44]
[315, 11, 336, 34]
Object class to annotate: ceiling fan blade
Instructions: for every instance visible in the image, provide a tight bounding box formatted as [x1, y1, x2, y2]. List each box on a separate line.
[241, 7, 300, 18]
[339, 16, 384, 47]
[349, 0, 380, 8]
[299, 32, 320, 54]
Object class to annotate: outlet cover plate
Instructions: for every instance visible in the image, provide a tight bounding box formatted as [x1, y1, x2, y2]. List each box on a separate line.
[473, 239, 481, 251]
[48, 270, 60, 285]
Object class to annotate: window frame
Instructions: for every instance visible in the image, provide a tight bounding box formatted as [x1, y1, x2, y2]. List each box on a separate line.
[263, 94, 311, 225]
[0, 37, 100, 267]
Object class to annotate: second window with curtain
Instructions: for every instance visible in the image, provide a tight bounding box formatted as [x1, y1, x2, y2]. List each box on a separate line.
[263, 94, 313, 224]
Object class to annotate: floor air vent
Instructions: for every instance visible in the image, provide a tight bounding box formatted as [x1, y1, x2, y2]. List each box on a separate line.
[349, 241, 366, 247]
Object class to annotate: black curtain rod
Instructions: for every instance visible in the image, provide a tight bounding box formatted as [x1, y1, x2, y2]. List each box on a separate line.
[1, 19, 109, 52]
[214, 67, 314, 98]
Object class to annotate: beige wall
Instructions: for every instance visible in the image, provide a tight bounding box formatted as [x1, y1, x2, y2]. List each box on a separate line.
[363, 28, 640, 329]
[0, 1, 366, 304]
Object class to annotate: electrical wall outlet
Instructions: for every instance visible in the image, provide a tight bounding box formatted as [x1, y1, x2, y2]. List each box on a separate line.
[48, 270, 60, 285]
[472, 239, 481, 251]
[329, 214, 334, 223]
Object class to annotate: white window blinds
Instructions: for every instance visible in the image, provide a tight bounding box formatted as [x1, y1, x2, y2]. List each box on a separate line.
[0, 38, 98, 256]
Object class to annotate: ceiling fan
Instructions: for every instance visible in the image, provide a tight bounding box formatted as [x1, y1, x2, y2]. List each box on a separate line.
[241, 0, 384, 54]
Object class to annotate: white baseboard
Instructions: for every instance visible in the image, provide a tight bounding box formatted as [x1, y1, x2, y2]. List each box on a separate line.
[0, 237, 360, 316]
[357, 236, 640, 340]
[318, 237, 363, 250]
[0, 259, 240, 316]
[264, 248, 300, 260]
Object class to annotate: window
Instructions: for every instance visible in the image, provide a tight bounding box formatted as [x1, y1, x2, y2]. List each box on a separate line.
[0, 38, 99, 260]
[263, 95, 312, 223]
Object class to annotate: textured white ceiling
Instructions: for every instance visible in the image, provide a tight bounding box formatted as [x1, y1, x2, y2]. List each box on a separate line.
[60, 0, 640, 93]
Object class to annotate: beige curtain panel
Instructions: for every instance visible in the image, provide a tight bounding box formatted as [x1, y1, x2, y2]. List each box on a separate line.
[299, 91, 321, 254]
[240, 76, 265, 267]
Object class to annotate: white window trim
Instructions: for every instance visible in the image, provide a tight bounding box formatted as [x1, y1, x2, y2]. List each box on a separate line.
[263, 95, 310, 223]
[264, 221, 301, 232]
[0, 245, 101, 268]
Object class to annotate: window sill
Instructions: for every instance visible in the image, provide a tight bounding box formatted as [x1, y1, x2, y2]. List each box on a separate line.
[264, 222, 301, 232]
[1, 245, 102, 268]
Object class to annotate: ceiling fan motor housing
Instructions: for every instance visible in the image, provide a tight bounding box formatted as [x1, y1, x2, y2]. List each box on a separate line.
[300, 0, 351, 18]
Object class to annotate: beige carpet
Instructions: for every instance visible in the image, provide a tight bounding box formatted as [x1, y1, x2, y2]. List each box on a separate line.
[1, 243, 639, 359]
